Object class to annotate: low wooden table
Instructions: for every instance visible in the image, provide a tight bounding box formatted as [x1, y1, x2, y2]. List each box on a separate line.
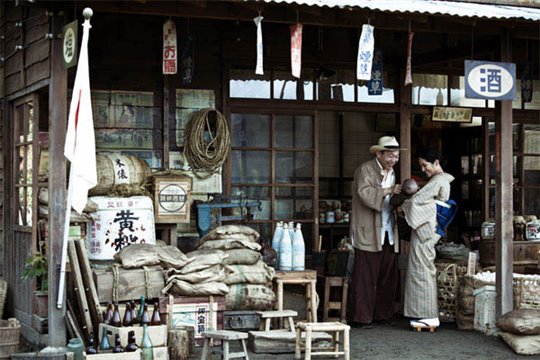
[274, 270, 318, 323]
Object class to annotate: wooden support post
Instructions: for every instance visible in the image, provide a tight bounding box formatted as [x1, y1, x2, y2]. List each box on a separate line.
[48, 10, 68, 347]
[495, 30, 514, 317]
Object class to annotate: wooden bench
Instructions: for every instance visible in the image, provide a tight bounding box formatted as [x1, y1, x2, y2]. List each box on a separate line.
[274, 270, 318, 323]
[294, 321, 350, 360]
[256, 310, 297, 333]
[201, 330, 249, 360]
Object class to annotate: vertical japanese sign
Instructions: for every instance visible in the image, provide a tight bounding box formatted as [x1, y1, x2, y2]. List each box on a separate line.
[464, 60, 516, 100]
[356, 24, 375, 81]
[404, 32, 414, 86]
[521, 63, 533, 103]
[367, 49, 383, 95]
[254, 15, 264, 75]
[181, 36, 194, 85]
[163, 20, 177, 75]
[290, 23, 303, 79]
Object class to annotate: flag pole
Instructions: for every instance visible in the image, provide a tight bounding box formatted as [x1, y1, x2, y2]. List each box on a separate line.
[56, 166, 74, 308]
[56, 7, 94, 309]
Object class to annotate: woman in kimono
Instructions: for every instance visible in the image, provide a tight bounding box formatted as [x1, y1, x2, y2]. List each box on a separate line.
[402, 148, 454, 330]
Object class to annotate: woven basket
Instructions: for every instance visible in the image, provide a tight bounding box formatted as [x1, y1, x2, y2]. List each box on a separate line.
[513, 275, 540, 310]
[0, 278, 7, 320]
[435, 261, 468, 322]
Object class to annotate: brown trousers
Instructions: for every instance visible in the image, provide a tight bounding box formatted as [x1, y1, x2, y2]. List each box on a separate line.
[348, 242, 397, 324]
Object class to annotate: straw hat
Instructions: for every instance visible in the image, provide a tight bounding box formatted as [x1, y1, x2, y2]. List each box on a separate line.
[369, 136, 406, 154]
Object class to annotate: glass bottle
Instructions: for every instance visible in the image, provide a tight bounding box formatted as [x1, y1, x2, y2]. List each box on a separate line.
[137, 296, 146, 323]
[278, 223, 292, 271]
[125, 330, 139, 352]
[104, 302, 113, 323]
[271, 222, 283, 268]
[67, 338, 84, 360]
[292, 223, 305, 271]
[140, 303, 151, 326]
[86, 335, 98, 355]
[123, 302, 132, 327]
[99, 321, 111, 351]
[112, 333, 124, 353]
[140, 324, 154, 360]
[130, 300, 138, 325]
[150, 302, 161, 326]
[111, 303, 122, 327]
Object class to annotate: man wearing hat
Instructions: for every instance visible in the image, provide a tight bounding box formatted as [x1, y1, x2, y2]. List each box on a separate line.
[349, 136, 403, 327]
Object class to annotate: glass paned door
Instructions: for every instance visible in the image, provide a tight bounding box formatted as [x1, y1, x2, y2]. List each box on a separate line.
[230, 112, 316, 247]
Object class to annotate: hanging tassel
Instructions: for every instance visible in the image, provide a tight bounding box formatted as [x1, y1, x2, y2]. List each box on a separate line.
[254, 14, 264, 75]
[356, 24, 375, 81]
[290, 23, 303, 79]
[163, 19, 177, 75]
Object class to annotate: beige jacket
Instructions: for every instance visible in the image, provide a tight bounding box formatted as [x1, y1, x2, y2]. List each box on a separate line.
[350, 158, 399, 253]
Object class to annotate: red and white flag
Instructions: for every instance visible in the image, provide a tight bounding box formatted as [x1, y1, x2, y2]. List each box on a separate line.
[290, 23, 303, 78]
[64, 18, 97, 214]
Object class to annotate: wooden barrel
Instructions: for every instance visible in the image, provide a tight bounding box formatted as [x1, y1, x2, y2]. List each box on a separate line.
[90, 153, 150, 195]
[479, 239, 540, 273]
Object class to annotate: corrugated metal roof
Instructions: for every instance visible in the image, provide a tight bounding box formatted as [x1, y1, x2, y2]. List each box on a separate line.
[257, 0, 540, 21]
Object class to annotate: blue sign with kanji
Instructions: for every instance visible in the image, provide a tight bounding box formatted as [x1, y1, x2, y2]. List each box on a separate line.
[465, 60, 516, 100]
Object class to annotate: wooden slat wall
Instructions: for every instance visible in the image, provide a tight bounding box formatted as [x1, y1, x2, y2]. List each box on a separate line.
[3, 7, 50, 97]
[10, 230, 34, 325]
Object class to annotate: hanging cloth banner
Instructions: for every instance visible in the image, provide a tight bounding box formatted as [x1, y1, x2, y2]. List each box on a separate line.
[356, 24, 375, 81]
[163, 20, 177, 75]
[404, 31, 415, 86]
[521, 62, 533, 103]
[181, 35, 194, 85]
[290, 23, 303, 79]
[367, 49, 383, 95]
[254, 15, 264, 75]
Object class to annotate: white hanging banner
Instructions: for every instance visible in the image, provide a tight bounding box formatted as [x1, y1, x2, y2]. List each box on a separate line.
[404, 32, 415, 86]
[356, 24, 375, 81]
[290, 23, 303, 79]
[163, 19, 177, 75]
[254, 15, 264, 75]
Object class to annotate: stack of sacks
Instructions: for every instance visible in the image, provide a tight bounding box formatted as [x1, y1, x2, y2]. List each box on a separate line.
[162, 249, 231, 296]
[497, 309, 540, 356]
[198, 225, 276, 310]
[114, 243, 193, 269]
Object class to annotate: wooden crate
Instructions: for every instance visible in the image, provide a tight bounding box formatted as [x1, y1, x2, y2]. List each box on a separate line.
[223, 310, 261, 331]
[159, 295, 225, 346]
[84, 346, 167, 360]
[92, 266, 165, 303]
[98, 323, 167, 348]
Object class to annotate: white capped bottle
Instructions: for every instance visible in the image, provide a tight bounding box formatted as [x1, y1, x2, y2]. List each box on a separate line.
[292, 223, 305, 271]
[272, 222, 284, 268]
[288, 221, 295, 240]
[279, 223, 293, 271]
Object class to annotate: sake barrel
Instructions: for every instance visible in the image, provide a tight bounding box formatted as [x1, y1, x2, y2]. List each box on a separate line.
[87, 196, 156, 260]
[90, 153, 151, 196]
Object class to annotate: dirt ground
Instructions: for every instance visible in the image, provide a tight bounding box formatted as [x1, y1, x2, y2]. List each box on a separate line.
[189, 316, 540, 360]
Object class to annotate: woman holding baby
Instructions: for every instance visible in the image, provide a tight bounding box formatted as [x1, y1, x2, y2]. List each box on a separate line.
[400, 148, 454, 331]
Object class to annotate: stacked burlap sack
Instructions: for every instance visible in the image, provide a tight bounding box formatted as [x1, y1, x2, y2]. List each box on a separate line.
[195, 225, 276, 310]
[456, 272, 493, 330]
[497, 309, 540, 355]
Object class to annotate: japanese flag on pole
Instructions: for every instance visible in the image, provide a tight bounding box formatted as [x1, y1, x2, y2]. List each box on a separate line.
[64, 18, 97, 214]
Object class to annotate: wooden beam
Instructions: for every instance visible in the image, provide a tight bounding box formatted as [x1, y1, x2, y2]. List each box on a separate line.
[47, 9, 67, 347]
[495, 30, 513, 317]
[399, 70, 412, 180]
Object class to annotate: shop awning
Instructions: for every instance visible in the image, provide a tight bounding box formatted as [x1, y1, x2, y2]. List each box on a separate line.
[256, 0, 540, 21]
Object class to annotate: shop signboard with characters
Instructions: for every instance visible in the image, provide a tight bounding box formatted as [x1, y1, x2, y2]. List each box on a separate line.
[88, 196, 156, 260]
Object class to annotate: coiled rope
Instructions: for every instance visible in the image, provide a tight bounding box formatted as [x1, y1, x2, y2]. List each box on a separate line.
[184, 108, 231, 179]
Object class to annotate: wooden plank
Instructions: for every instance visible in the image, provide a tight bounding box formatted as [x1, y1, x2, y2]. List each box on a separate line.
[68, 239, 93, 339]
[74, 239, 104, 332]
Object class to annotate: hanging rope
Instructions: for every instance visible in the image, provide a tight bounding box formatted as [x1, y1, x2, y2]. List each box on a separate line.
[184, 108, 231, 179]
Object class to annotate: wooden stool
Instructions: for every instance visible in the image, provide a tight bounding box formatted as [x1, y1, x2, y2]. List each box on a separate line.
[201, 330, 250, 360]
[294, 322, 350, 360]
[274, 270, 318, 323]
[319, 276, 349, 322]
[257, 310, 298, 333]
